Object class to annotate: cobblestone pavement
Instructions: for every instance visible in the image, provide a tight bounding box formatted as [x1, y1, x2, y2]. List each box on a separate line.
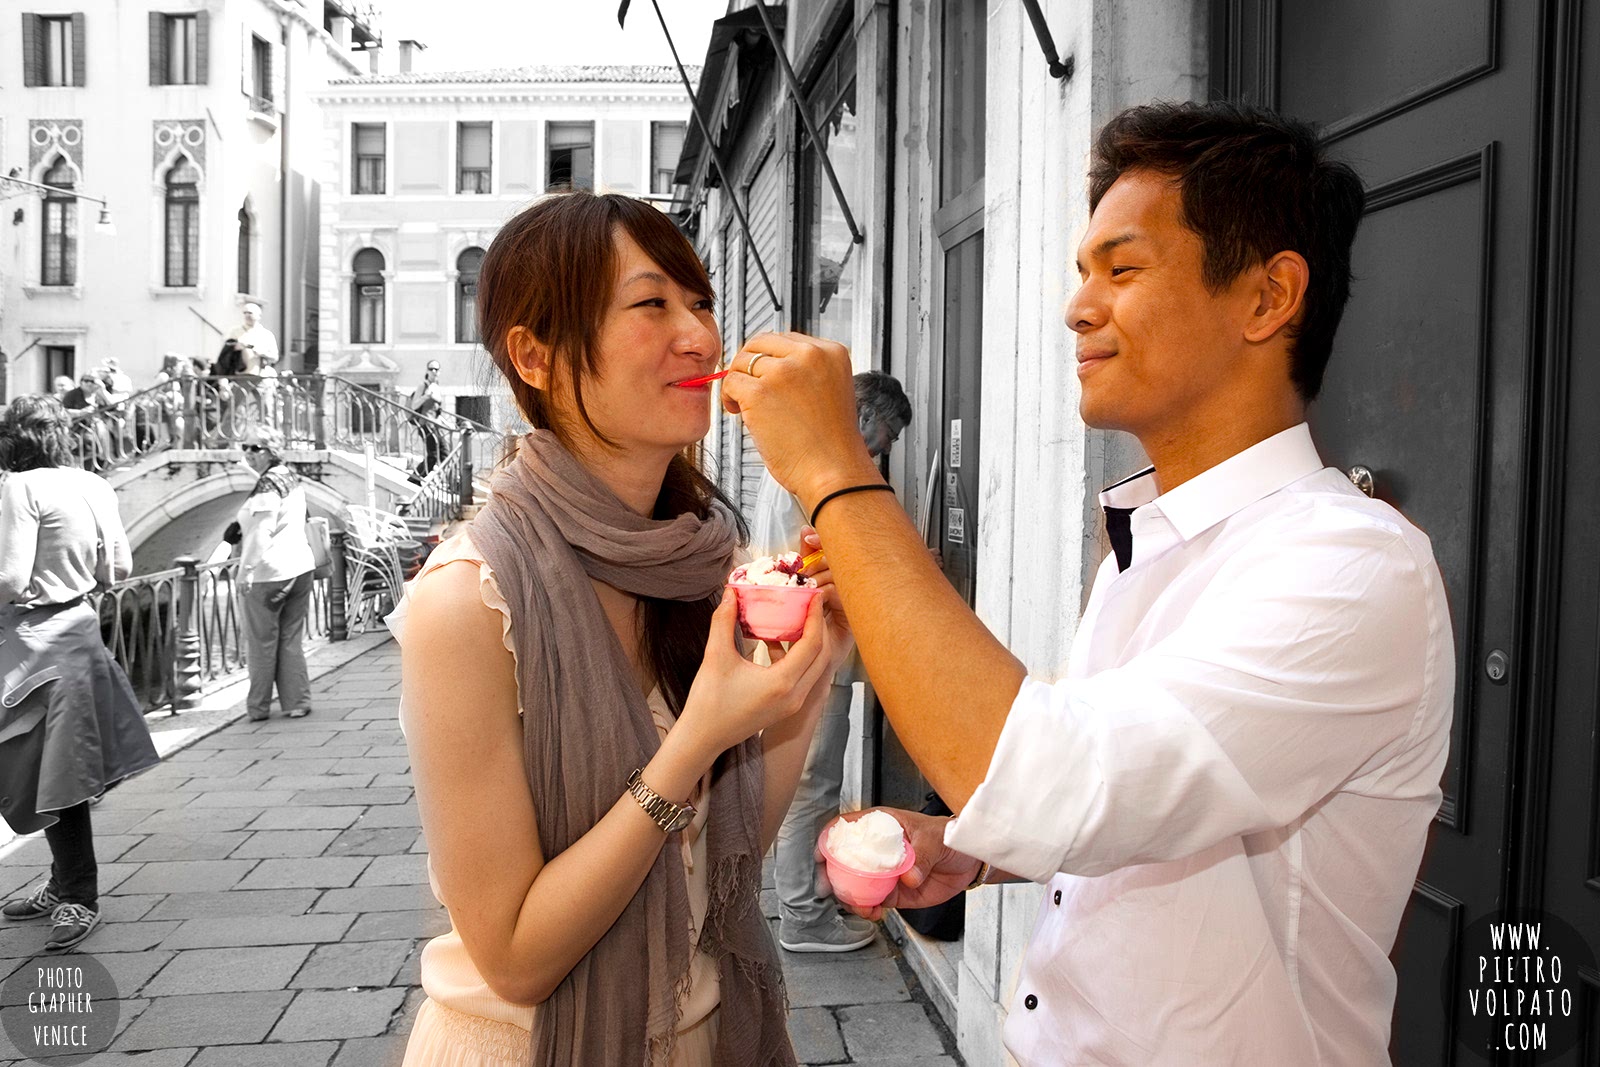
[0, 637, 962, 1066]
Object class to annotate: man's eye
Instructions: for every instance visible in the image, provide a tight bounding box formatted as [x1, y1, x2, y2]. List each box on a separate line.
[1110, 267, 1137, 277]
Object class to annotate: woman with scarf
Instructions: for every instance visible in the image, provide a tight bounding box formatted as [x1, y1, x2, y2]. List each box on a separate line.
[237, 428, 316, 721]
[0, 395, 158, 951]
[388, 192, 849, 1067]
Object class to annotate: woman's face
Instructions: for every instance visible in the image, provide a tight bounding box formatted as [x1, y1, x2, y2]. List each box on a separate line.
[550, 230, 721, 458]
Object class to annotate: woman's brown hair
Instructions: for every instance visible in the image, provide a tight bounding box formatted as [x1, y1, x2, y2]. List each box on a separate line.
[477, 191, 747, 713]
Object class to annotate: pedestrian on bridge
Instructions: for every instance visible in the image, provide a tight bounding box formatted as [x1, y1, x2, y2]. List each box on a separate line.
[237, 427, 316, 722]
[0, 395, 158, 952]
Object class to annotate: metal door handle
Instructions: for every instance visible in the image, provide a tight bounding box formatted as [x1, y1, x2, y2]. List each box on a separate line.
[1348, 465, 1375, 497]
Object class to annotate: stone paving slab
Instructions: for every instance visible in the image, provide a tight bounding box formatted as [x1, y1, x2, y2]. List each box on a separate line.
[141, 945, 316, 996]
[113, 991, 294, 1050]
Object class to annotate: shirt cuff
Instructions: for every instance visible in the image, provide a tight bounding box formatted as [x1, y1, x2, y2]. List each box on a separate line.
[944, 676, 1103, 884]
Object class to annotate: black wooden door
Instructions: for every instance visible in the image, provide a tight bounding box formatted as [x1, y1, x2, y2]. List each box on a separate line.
[1530, 2, 1600, 1060]
[1214, 1, 1583, 1062]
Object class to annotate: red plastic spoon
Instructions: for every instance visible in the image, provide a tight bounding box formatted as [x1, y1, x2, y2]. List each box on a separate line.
[672, 369, 729, 388]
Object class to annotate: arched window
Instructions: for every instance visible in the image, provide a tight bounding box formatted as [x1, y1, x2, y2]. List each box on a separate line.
[41, 156, 77, 287]
[237, 202, 254, 295]
[456, 246, 484, 345]
[164, 158, 200, 287]
[352, 248, 385, 343]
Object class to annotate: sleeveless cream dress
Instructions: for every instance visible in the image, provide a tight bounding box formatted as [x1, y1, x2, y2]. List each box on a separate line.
[389, 533, 722, 1066]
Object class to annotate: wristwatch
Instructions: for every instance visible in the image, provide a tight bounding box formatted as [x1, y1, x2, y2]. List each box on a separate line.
[626, 768, 697, 834]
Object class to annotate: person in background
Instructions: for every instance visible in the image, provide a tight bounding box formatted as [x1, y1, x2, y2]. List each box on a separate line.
[101, 358, 133, 400]
[0, 396, 159, 952]
[760, 370, 911, 954]
[236, 428, 316, 721]
[50, 376, 74, 404]
[228, 302, 279, 375]
[409, 360, 446, 480]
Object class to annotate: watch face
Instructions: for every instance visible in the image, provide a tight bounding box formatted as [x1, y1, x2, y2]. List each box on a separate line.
[667, 807, 694, 833]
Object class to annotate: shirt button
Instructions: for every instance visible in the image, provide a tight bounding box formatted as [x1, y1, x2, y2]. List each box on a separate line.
[1053, 890, 1062, 905]
[1024, 994, 1038, 1010]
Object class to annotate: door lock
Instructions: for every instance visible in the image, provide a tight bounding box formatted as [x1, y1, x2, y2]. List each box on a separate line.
[1484, 649, 1509, 685]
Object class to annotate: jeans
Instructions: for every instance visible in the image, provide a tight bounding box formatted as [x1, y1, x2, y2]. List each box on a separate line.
[774, 680, 855, 927]
[244, 572, 313, 717]
[44, 802, 97, 909]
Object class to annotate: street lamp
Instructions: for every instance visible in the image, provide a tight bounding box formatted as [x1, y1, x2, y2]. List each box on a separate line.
[0, 172, 116, 236]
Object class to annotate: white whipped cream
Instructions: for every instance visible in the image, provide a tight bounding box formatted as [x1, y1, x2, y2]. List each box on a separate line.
[827, 811, 906, 872]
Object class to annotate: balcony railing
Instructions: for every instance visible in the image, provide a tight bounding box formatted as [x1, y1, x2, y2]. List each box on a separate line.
[90, 555, 343, 715]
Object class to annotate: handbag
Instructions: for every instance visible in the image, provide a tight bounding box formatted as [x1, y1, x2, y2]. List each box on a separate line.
[305, 516, 333, 580]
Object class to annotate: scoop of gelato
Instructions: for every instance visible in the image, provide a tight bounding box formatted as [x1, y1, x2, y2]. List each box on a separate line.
[827, 811, 907, 872]
[728, 552, 817, 588]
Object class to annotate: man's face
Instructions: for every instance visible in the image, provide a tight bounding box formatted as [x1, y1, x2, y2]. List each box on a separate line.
[1065, 170, 1259, 438]
[859, 413, 905, 459]
[243, 307, 258, 328]
[425, 365, 439, 382]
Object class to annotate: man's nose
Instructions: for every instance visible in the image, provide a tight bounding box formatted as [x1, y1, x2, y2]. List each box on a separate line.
[1064, 281, 1107, 334]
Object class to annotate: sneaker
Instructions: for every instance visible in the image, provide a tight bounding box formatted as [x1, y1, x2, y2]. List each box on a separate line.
[286, 707, 312, 719]
[45, 903, 100, 952]
[1, 882, 60, 921]
[779, 913, 878, 954]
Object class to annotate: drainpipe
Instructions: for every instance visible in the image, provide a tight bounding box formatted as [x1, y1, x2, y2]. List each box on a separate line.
[279, 15, 293, 370]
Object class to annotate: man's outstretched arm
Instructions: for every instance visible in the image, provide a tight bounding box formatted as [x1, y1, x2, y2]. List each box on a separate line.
[724, 333, 1025, 809]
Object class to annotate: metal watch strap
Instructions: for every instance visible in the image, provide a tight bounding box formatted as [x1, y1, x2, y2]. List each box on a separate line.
[626, 768, 694, 834]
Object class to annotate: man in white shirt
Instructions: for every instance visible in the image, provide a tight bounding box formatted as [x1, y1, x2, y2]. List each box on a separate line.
[228, 302, 280, 375]
[722, 101, 1453, 1064]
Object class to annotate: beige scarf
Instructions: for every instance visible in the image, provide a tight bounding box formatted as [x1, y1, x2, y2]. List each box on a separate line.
[470, 431, 794, 1067]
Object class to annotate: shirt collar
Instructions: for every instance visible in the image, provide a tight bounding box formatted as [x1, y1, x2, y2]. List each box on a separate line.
[1099, 423, 1325, 543]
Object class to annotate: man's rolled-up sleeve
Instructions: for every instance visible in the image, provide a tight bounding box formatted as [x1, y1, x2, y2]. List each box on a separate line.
[945, 523, 1439, 883]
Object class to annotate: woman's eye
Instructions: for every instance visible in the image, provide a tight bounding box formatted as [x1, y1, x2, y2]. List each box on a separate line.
[695, 299, 715, 311]
[634, 298, 667, 308]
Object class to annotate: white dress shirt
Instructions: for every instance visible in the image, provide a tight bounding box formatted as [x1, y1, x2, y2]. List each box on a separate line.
[945, 423, 1453, 1066]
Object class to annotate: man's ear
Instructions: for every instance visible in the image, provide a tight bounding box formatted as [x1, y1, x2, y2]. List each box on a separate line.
[506, 326, 551, 392]
[1243, 250, 1310, 345]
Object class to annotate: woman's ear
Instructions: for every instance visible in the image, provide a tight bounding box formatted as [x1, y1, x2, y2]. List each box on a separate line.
[506, 326, 551, 392]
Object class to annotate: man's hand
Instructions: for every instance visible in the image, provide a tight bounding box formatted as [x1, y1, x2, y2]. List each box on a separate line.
[721, 332, 881, 513]
[819, 808, 981, 923]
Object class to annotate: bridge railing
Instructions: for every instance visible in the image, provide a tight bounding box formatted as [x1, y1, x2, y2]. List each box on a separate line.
[91, 554, 344, 715]
[69, 374, 505, 514]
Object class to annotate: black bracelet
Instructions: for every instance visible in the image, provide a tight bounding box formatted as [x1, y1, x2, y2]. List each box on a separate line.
[809, 483, 896, 527]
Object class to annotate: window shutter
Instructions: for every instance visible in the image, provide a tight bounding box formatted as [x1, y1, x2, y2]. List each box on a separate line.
[22, 14, 39, 87]
[70, 12, 84, 86]
[194, 11, 208, 84]
[149, 12, 164, 85]
[240, 25, 249, 96]
[270, 42, 283, 110]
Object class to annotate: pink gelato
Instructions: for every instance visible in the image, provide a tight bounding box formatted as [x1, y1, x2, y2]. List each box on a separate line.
[727, 553, 821, 641]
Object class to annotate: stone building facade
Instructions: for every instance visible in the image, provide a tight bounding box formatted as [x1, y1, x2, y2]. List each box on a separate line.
[311, 65, 695, 426]
[0, 0, 373, 398]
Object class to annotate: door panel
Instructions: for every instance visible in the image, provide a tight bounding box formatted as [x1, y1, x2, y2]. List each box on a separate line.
[1216, 1, 1548, 1061]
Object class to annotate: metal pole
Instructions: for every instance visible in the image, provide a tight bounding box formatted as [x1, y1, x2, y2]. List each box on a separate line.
[1019, 0, 1075, 80]
[749, 0, 863, 245]
[329, 531, 349, 642]
[173, 556, 203, 711]
[646, 0, 783, 312]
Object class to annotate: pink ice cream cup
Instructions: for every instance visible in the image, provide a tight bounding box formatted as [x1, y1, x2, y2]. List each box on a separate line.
[817, 821, 917, 908]
[727, 583, 822, 643]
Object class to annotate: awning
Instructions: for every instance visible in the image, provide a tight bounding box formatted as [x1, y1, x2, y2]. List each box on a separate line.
[673, 6, 781, 188]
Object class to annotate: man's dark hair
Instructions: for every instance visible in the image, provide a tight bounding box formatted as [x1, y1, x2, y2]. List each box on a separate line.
[854, 370, 912, 428]
[1088, 101, 1366, 401]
